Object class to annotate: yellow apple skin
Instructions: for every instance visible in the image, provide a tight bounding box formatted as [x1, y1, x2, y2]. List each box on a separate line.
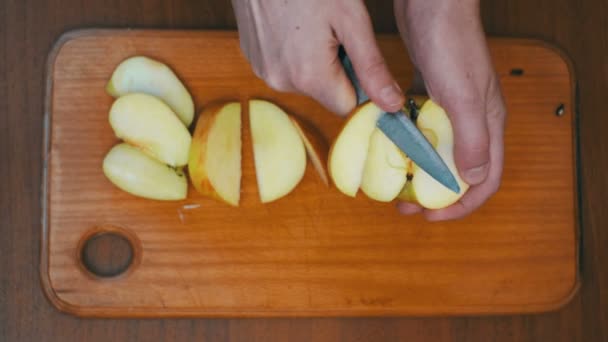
[360, 128, 409, 202]
[399, 99, 470, 209]
[249, 99, 307, 203]
[328, 101, 384, 197]
[106, 56, 195, 126]
[103, 143, 187, 201]
[289, 116, 330, 186]
[188, 102, 242, 206]
[109, 93, 192, 167]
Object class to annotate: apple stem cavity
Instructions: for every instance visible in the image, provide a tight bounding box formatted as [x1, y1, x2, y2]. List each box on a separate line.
[407, 98, 419, 122]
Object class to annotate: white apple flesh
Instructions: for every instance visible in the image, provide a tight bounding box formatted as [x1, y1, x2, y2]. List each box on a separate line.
[249, 99, 306, 203]
[188, 102, 242, 206]
[109, 93, 192, 167]
[103, 143, 188, 201]
[106, 56, 195, 126]
[360, 128, 410, 202]
[328, 101, 384, 197]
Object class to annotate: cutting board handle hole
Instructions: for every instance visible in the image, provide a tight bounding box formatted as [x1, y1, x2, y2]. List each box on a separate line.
[78, 226, 141, 279]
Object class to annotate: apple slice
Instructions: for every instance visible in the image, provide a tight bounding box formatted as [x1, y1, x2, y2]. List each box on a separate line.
[397, 99, 469, 209]
[328, 101, 384, 197]
[360, 128, 410, 202]
[106, 56, 195, 126]
[289, 116, 330, 186]
[249, 99, 306, 203]
[188, 102, 242, 206]
[103, 143, 187, 201]
[109, 93, 192, 167]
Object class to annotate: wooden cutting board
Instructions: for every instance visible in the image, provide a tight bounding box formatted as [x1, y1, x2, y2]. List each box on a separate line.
[41, 29, 580, 317]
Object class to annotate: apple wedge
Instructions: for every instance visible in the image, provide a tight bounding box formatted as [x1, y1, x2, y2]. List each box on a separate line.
[249, 99, 306, 203]
[289, 116, 330, 186]
[188, 102, 242, 206]
[106, 56, 195, 126]
[397, 99, 469, 209]
[109, 93, 192, 167]
[360, 128, 410, 202]
[328, 101, 384, 197]
[103, 143, 187, 201]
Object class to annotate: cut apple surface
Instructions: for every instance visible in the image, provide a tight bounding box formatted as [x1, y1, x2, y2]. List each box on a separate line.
[189, 102, 242, 206]
[106, 56, 195, 126]
[109, 93, 192, 167]
[289, 116, 330, 186]
[249, 99, 306, 203]
[103, 143, 187, 201]
[360, 128, 410, 202]
[397, 100, 469, 209]
[328, 101, 384, 197]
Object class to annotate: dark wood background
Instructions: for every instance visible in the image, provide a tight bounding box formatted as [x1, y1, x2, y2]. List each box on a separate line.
[1, 0, 606, 341]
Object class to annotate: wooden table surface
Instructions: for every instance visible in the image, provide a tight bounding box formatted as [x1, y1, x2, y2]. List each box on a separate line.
[1, 1, 606, 341]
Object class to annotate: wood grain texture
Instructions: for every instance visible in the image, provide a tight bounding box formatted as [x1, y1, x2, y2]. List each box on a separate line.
[2, 0, 608, 341]
[41, 29, 578, 317]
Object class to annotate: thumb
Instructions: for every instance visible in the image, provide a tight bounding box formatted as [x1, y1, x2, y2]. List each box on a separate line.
[335, 11, 404, 112]
[444, 98, 490, 185]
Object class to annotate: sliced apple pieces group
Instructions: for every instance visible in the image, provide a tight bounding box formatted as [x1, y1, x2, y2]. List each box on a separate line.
[328, 98, 469, 209]
[102, 57, 194, 201]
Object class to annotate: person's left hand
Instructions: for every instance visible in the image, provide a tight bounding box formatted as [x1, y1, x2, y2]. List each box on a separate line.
[394, 0, 507, 221]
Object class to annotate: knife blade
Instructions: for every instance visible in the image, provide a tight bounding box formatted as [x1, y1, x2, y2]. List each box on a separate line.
[338, 47, 461, 194]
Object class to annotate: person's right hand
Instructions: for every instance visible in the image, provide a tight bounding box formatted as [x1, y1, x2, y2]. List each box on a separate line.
[231, 0, 406, 116]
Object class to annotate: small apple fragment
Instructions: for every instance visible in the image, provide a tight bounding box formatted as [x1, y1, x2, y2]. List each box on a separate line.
[103, 143, 187, 201]
[397, 99, 469, 209]
[249, 99, 306, 203]
[189, 102, 242, 206]
[106, 56, 195, 126]
[360, 128, 410, 202]
[289, 116, 330, 186]
[109, 93, 192, 167]
[328, 101, 384, 197]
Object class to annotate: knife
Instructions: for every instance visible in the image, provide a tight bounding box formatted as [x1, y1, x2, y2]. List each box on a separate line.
[338, 47, 461, 194]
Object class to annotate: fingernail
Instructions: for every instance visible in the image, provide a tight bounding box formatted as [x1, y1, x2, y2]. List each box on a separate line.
[380, 82, 404, 108]
[464, 163, 489, 185]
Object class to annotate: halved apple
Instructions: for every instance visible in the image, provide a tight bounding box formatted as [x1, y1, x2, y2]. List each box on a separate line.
[188, 102, 242, 206]
[103, 143, 187, 201]
[106, 56, 195, 126]
[249, 99, 306, 203]
[109, 93, 192, 167]
[328, 101, 384, 197]
[360, 128, 410, 202]
[397, 99, 469, 209]
[289, 116, 330, 186]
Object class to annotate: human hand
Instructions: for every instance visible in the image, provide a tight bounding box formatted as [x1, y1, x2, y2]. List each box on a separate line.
[394, 0, 507, 221]
[231, 0, 405, 115]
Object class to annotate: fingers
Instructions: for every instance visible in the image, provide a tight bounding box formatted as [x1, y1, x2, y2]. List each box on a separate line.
[334, 5, 405, 113]
[396, 202, 424, 215]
